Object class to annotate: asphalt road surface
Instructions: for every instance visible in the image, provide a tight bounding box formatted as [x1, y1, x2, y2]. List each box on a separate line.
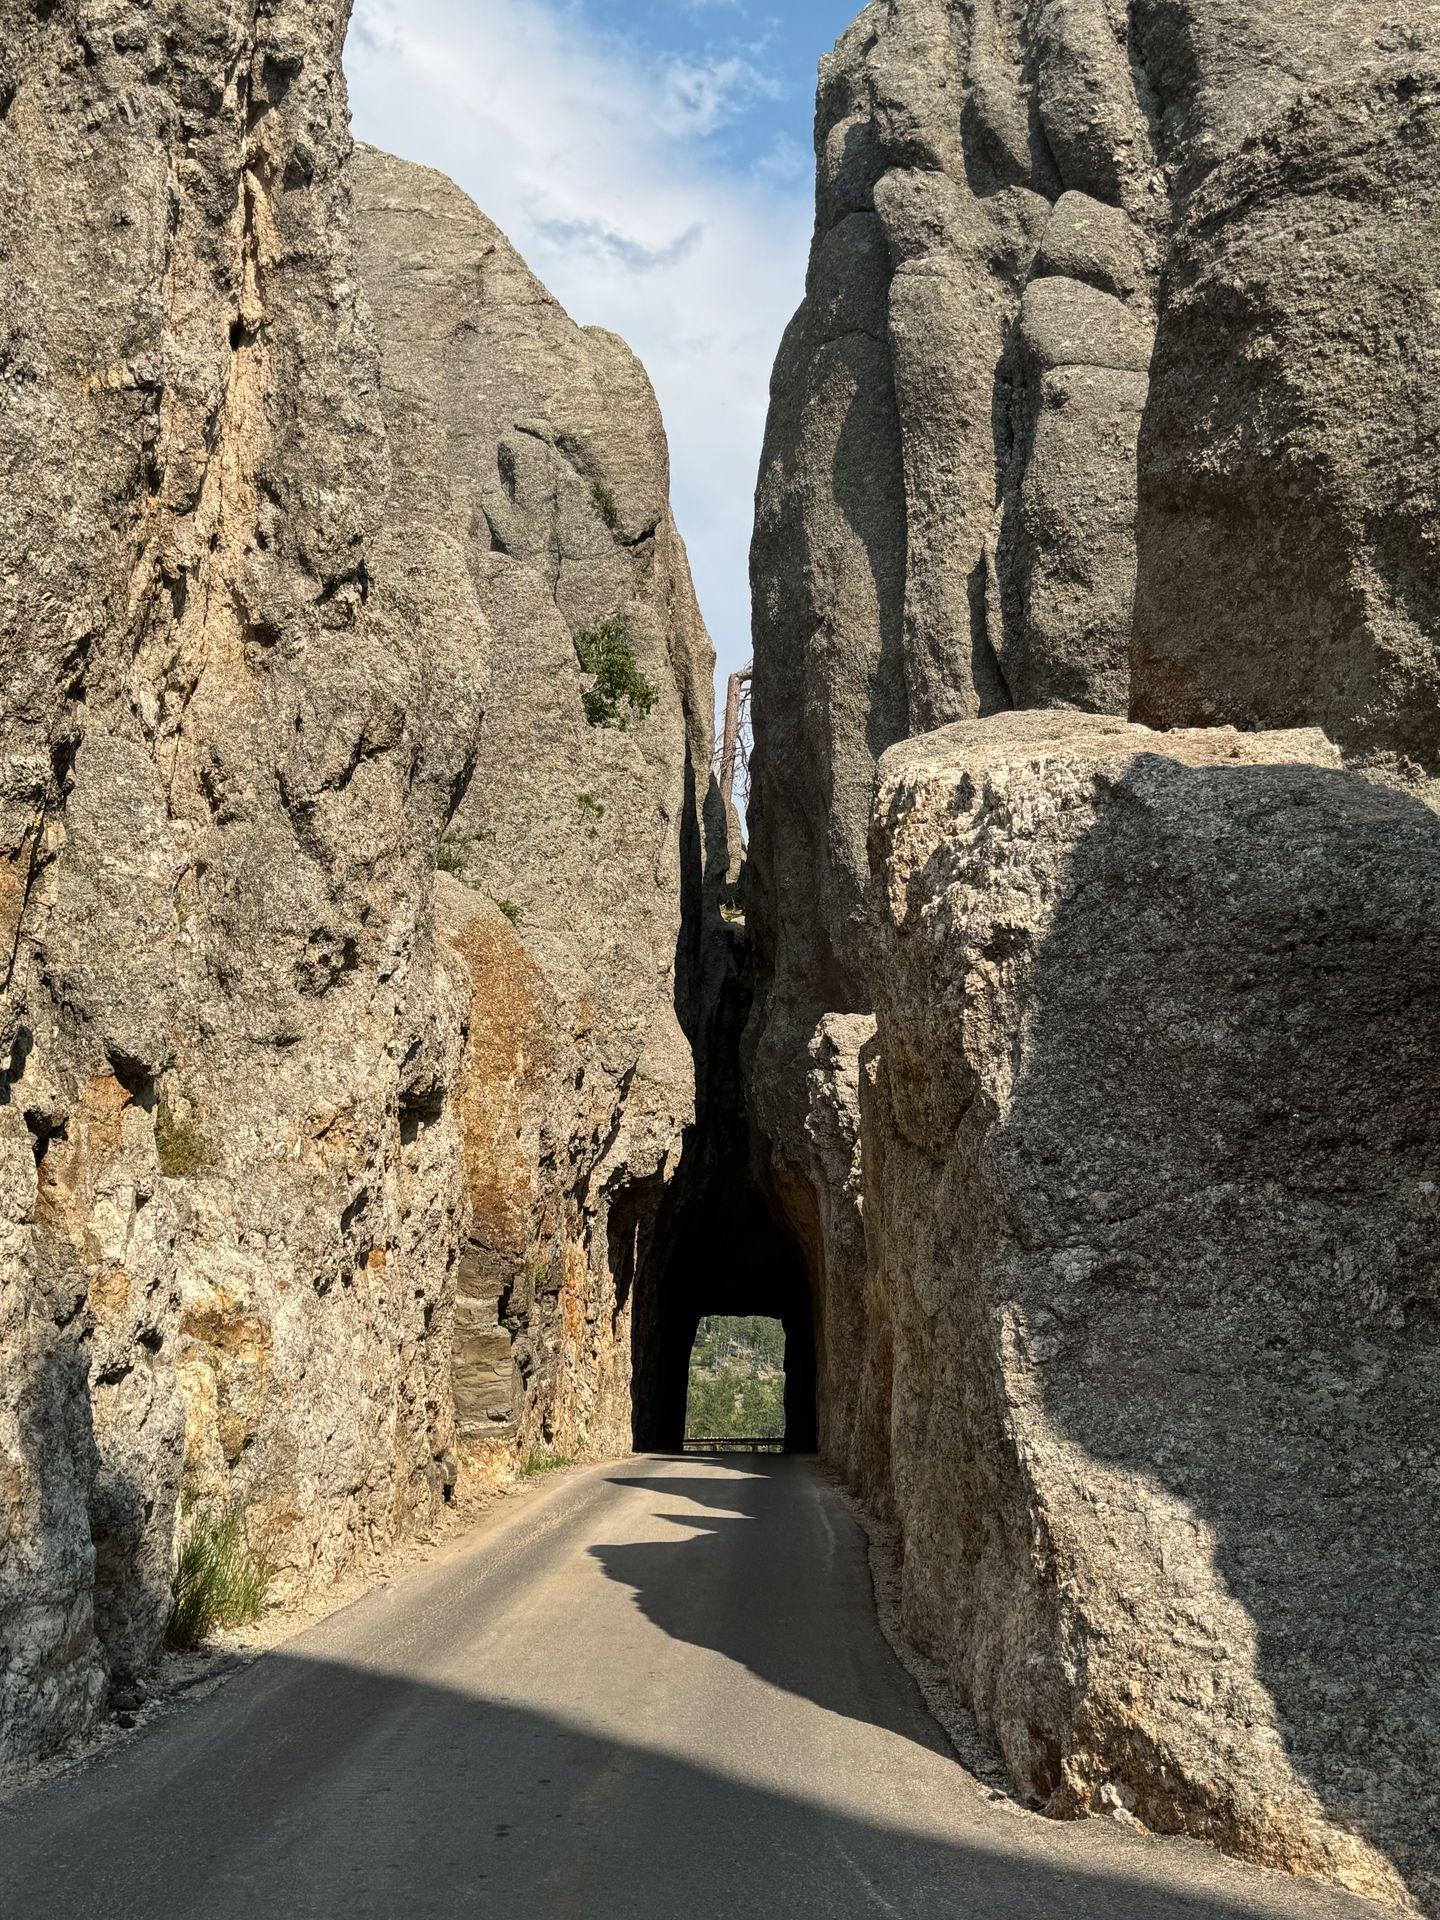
[0, 1455, 1395, 1919]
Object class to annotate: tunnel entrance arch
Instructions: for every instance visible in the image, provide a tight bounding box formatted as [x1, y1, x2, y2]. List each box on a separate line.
[632, 1185, 816, 1454]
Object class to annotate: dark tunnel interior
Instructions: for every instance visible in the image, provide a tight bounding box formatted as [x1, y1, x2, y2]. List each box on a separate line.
[629, 915, 817, 1455]
[632, 1186, 816, 1453]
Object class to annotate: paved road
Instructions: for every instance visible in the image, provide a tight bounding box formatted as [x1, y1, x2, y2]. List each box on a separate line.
[1, 1455, 1393, 1919]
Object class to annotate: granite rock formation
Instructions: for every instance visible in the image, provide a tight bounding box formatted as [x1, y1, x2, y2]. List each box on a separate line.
[0, 0, 479, 1773]
[0, 8, 715, 1777]
[745, 0, 1440, 1906]
[746, 0, 1159, 1450]
[353, 146, 720, 1474]
[865, 713, 1437, 1907]
[1132, 50, 1440, 800]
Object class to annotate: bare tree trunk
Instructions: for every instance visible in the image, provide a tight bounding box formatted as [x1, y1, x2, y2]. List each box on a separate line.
[719, 667, 752, 809]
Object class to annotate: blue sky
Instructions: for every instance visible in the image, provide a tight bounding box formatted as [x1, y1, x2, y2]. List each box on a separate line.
[346, 0, 860, 711]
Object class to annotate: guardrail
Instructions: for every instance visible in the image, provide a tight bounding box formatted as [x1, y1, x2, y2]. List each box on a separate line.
[682, 1437, 785, 1453]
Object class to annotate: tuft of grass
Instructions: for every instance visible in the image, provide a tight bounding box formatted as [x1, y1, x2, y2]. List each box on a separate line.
[577, 793, 605, 818]
[437, 827, 494, 876]
[573, 614, 657, 731]
[521, 1450, 575, 1478]
[496, 899, 521, 924]
[155, 1101, 210, 1178]
[167, 1498, 272, 1648]
[436, 834, 468, 876]
[590, 482, 620, 532]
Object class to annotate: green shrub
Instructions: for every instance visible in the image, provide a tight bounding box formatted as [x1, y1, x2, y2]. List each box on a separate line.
[155, 1101, 209, 1178]
[167, 1498, 272, 1648]
[686, 1315, 786, 1441]
[573, 615, 657, 730]
[577, 793, 605, 818]
[521, 1450, 574, 1477]
[496, 899, 521, 924]
[591, 482, 620, 531]
[436, 827, 492, 876]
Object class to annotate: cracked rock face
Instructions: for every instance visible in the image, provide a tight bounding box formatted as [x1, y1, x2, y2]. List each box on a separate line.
[864, 713, 1440, 1909]
[746, 0, 1440, 1906]
[0, 17, 716, 1777]
[0, 0, 482, 1772]
[353, 148, 720, 1473]
[745, 0, 1158, 1432]
[1132, 49, 1440, 799]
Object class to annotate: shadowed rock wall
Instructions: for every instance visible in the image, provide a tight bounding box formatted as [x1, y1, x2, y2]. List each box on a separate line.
[1132, 47, 1440, 798]
[353, 147, 722, 1476]
[745, 0, 1161, 1464]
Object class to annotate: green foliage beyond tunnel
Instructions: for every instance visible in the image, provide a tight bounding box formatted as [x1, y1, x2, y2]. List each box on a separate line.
[685, 1316, 786, 1441]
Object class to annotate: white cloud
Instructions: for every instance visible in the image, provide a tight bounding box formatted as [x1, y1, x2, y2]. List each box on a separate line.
[655, 53, 782, 137]
[344, 0, 815, 707]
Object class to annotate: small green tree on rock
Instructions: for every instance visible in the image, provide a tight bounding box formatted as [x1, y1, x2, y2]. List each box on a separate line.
[573, 615, 657, 730]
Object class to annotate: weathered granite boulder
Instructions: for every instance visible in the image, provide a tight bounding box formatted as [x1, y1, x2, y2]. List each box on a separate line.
[862, 711, 1439, 1908]
[353, 148, 721, 1471]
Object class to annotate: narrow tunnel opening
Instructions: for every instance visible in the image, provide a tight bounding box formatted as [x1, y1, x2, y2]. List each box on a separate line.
[683, 1315, 786, 1452]
[631, 1167, 818, 1455]
[628, 801, 819, 1456]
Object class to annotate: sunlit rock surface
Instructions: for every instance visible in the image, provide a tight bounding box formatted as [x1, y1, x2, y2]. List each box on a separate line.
[0, 16, 716, 1775]
[354, 146, 721, 1473]
[745, 1, 1440, 1906]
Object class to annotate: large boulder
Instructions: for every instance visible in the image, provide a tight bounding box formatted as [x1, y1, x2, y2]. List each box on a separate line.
[862, 710, 1439, 1909]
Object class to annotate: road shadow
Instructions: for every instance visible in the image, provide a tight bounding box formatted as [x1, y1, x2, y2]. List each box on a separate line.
[0, 1645, 1392, 1920]
[592, 1459, 932, 1730]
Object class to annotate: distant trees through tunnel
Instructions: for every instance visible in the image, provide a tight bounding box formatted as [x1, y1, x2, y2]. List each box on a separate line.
[684, 1316, 786, 1445]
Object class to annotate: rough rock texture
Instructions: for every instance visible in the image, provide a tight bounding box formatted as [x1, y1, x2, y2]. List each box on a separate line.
[862, 712, 1439, 1908]
[352, 148, 720, 1472]
[0, 20, 715, 1777]
[0, 0, 482, 1773]
[745, 1, 1440, 1908]
[745, 0, 1155, 1447]
[1132, 44, 1440, 799]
